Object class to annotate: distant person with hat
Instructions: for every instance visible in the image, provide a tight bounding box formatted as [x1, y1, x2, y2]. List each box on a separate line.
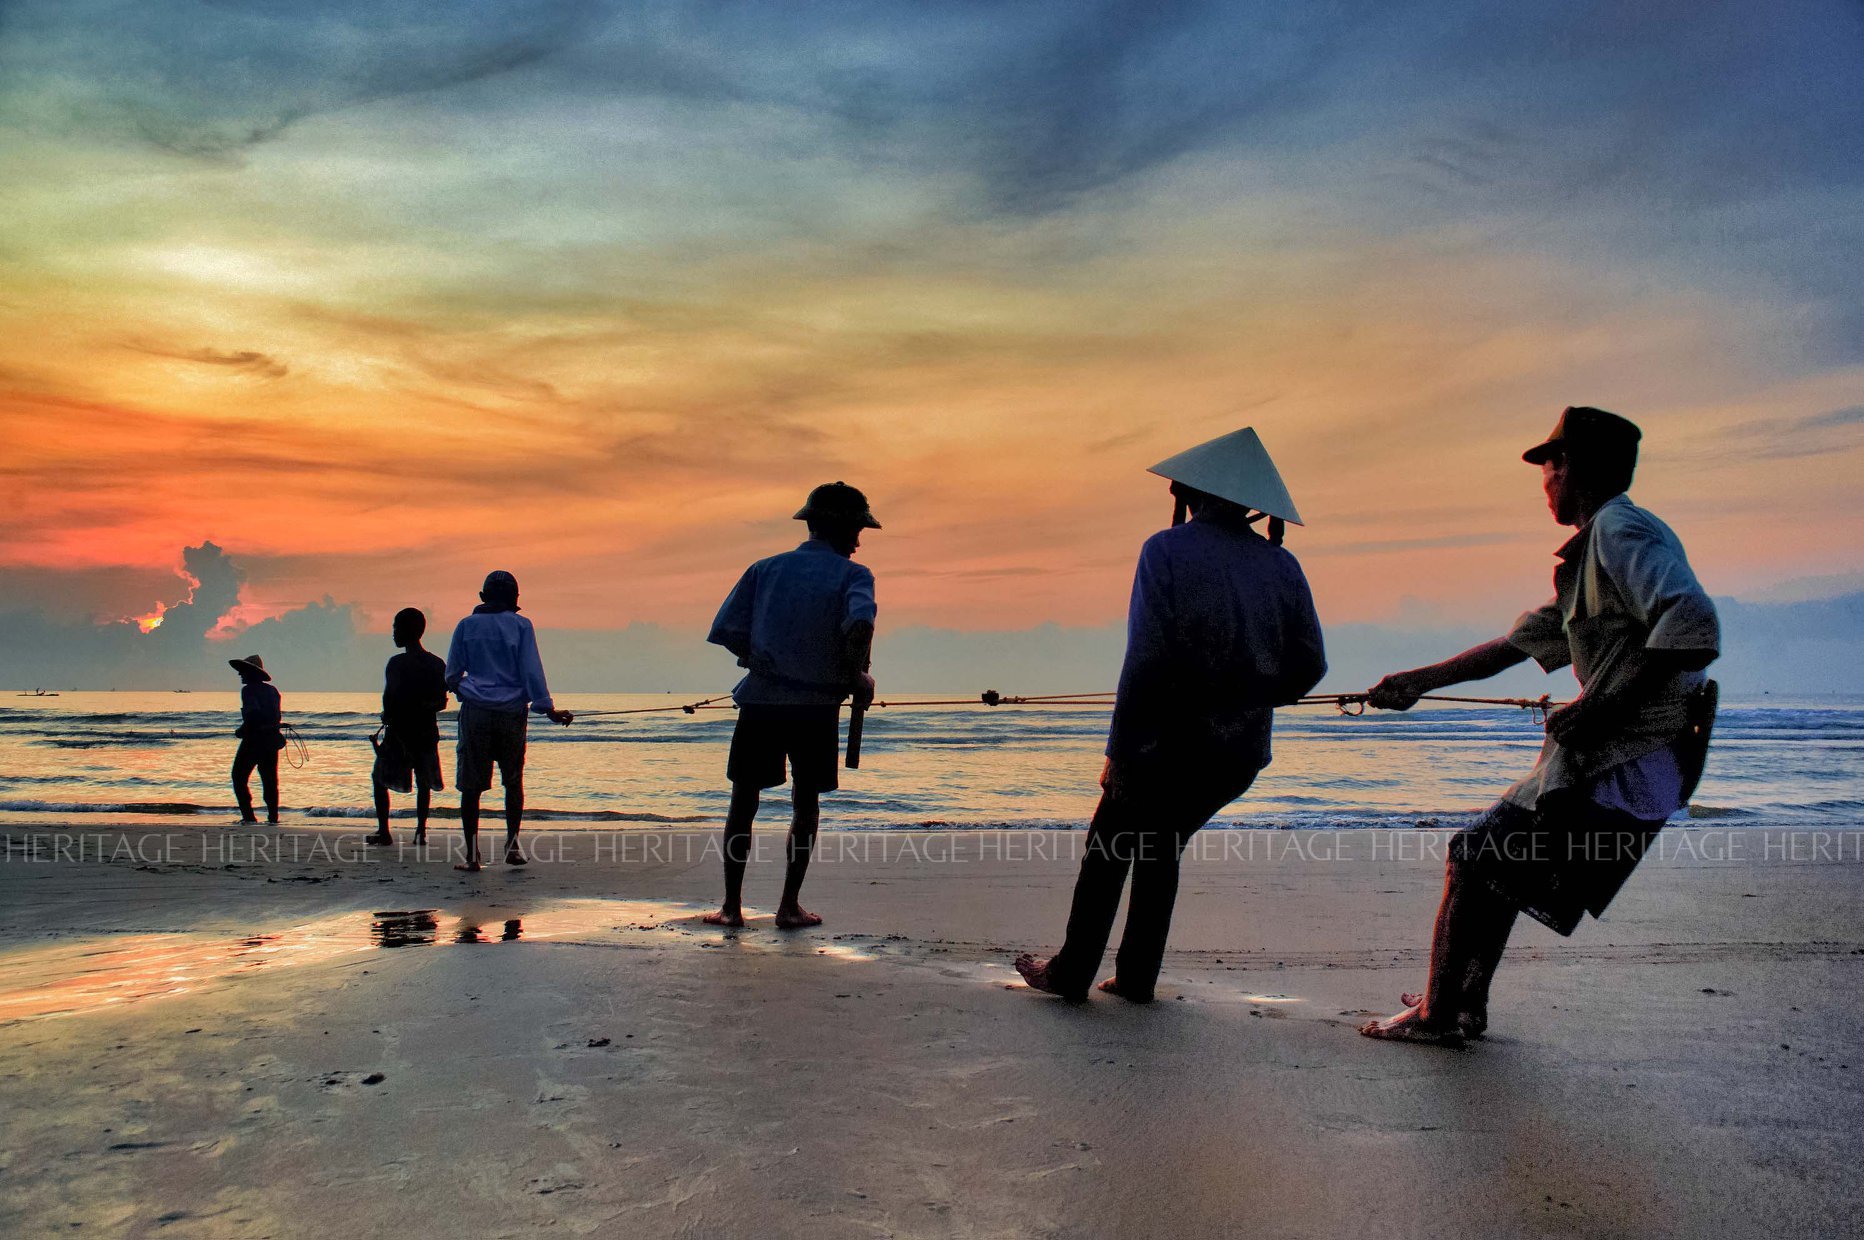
[365, 607, 448, 848]
[702, 482, 880, 929]
[228, 653, 283, 825]
[445, 571, 573, 872]
[1016, 429, 1327, 1003]
[1360, 406, 1719, 1046]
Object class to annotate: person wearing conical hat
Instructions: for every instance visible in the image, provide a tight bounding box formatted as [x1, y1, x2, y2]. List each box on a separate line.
[228, 653, 283, 825]
[1016, 429, 1327, 1003]
[702, 482, 881, 930]
[1359, 407, 1720, 1046]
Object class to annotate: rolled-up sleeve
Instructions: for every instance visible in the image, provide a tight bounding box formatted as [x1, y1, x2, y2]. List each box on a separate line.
[1507, 599, 1571, 672]
[707, 568, 756, 655]
[1598, 515, 1720, 656]
[843, 566, 877, 632]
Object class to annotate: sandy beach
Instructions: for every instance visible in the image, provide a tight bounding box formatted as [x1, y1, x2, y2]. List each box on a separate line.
[2, 821, 1860, 1239]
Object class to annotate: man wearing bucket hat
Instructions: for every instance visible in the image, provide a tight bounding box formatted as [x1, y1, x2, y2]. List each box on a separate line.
[228, 653, 283, 825]
[1360, 406, 1719, 1046]
[702, 482, 880, 929]
[1016, 429, 1327, 1003]
[445, 571, 573, 872]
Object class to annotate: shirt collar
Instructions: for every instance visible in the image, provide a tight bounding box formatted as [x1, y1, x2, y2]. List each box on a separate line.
[795, 537, 848, 557]
[1554, 492, 1631, 562]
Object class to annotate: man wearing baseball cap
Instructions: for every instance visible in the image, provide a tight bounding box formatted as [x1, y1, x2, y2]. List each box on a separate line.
[702, 482, 880, 929]
[1016, 428, 1328, 1003]
[1360, 406, 1720, 1045]
[445, 571, 573, 872]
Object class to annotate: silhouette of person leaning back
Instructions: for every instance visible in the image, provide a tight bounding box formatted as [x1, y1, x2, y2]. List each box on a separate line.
[1016, 428, 1326, 1002]
[1360, 407, 1720, 1046]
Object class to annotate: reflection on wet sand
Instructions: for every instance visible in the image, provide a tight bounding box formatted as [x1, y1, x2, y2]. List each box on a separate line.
[371, 909, 439, 948]
[0, 898, 706, 1022]
[454, 919, 523, 944]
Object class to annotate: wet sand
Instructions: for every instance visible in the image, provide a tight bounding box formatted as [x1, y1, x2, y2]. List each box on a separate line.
[1, 821, 1861, 1238]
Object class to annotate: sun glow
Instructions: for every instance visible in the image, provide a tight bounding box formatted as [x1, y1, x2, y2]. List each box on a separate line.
[134, 605, 166, 634]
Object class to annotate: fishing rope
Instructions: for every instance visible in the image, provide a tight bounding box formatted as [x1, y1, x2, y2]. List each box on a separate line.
[573, 695, 736, 718]
[557, 690, 1561, 722]
[282, 722, 310, 769]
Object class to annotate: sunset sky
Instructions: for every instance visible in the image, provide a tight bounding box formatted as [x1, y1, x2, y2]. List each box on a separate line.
[3, 1, 1860, 649]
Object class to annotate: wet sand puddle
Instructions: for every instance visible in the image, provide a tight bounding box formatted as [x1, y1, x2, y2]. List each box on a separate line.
[0, 904, 1313, 1023]
[0, 898, 708, 1022]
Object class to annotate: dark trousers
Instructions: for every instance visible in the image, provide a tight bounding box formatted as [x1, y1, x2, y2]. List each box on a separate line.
[232, 738, 280, 821]
[1047, 765, 1259, 998]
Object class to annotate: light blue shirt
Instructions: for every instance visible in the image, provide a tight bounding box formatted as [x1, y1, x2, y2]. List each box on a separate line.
[1504, 493, 1718, 811]
[1106, 511, 1327, 772]
[445, 609, 555, 715]
[709, 538, 878, 706]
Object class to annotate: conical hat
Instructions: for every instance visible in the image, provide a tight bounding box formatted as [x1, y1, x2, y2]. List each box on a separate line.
[1146, 427, 1303, 525]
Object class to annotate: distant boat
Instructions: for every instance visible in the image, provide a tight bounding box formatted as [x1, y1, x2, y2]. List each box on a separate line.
[17, 688, 59, 697]
[173, 689, 191, 694]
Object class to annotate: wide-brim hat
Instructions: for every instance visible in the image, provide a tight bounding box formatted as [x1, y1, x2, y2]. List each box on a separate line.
[1146, 427, 1303, 525]
[1523, 406, 1641, 465]
[228, 654, 270, 681]
[794, 481, 881, 529]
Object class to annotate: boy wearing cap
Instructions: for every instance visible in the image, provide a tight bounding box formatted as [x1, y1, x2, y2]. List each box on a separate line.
[228, 653, 284, 825]
[445, 571, 574, 872]
[702, 482, 879, 929]
[1016, 429, 1327, 1003]
[1361, 406, 1719, 1046]
[365, 607, 448, 848]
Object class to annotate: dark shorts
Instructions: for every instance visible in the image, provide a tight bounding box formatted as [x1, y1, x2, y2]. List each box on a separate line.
[1453, 793, 1665, 936]
[727, 704, 840, 793]
[456, 704, 527, 793]
[372, 730, 443, 794]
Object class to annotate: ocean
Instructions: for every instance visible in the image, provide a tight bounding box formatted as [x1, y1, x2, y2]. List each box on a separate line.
[0, 691, 1857, 831]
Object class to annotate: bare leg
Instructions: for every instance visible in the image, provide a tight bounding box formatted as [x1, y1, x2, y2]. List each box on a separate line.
[414, 785, 431, 843]
[704, 783, 759, 926]
[1362, 858, 1513, 1044]
[457, 789, 483, 871]
[367, 782, 393, 844]
[503, 780, 526, 864]
[775, 787, 822, 928]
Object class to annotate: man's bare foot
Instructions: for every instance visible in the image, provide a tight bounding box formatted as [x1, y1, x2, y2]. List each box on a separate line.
[504, 845, 528, 866]
[364, 832, 393, 846]
[1097, 977, 1154, 1004]
[1399, 992, 1486, 1039]
[702, 909, 745, 928]
[413, 831, 427, 846]
[774, 907, 822, 929]
[1014, 953, 1086, 1002]
[454, 861, 482, 872]
[1359, 1005, 1464, 1047]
